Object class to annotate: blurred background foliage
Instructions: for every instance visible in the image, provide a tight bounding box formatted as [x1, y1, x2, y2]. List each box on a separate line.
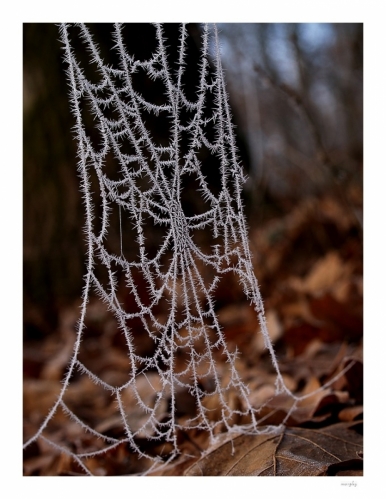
[218, 23, 362, 203]
[23, 23, 362, 340]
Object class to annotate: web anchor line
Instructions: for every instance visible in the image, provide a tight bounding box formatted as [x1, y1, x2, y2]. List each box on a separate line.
[23, 23, 334, 475]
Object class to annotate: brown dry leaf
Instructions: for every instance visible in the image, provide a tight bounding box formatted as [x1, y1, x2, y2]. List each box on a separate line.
[281, 298, 323, 329]
[118, 373, 169, 436]
[293, 377, 347, 420]
[281, 341, 352, 387]
[23, 454, 57, 476]
[217, 303, 259, 351]
[40, 333, 75, 381]
[291, 251, 351, 296]
[339, 406, 363, 422]
[338, 358, 363, 403]
[309, 294, 363, 342]
[251, 385, 349, 428]
[23, 379, 61, 424]
[149, 453, 201, 476]
[39, 306, 79, 380]
[185, 422, 362, 476]
[254, 309, 283, 353]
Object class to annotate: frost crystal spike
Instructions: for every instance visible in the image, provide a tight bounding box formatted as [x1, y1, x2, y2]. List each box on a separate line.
[23, 23, 293, 475]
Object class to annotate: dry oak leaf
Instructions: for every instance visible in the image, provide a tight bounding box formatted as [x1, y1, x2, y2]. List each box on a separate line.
[184, 422, 362, 476]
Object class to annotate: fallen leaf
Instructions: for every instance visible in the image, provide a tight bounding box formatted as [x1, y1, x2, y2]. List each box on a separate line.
[149, 453, 201, 476]
[184, 422, 362, 476]
[293, 252, 351, 296]
[338, 406, 363, 422]
[254, 309, 283, 353]
[309, 294, 363, 342]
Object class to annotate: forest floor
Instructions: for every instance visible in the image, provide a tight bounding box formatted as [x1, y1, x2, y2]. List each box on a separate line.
[23, 188, 363, 476]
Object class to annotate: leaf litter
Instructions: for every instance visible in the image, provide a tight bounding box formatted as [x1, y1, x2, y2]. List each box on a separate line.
[184, 421, 362, 476]
[23, 191, 363, 475]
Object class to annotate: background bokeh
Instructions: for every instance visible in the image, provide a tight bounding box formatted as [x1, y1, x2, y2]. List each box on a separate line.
[23, 23, 362, 340]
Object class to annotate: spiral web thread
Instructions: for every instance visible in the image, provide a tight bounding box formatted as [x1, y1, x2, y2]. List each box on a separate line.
[24, 23, 302, 475]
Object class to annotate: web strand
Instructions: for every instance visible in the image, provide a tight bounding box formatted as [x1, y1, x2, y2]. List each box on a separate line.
[24, 22, 299, 475]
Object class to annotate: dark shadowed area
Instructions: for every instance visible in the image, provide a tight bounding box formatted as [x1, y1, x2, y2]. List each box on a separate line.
[23, 23, 362, 476]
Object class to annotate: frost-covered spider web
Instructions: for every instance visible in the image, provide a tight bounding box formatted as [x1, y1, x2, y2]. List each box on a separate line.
[23, 23, 297, 475]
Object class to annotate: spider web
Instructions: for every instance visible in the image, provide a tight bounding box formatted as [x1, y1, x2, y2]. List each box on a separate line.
[23, 23, 297, 475]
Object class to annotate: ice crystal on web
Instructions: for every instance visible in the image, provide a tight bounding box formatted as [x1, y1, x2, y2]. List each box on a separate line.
[23, 23, 295, 475]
